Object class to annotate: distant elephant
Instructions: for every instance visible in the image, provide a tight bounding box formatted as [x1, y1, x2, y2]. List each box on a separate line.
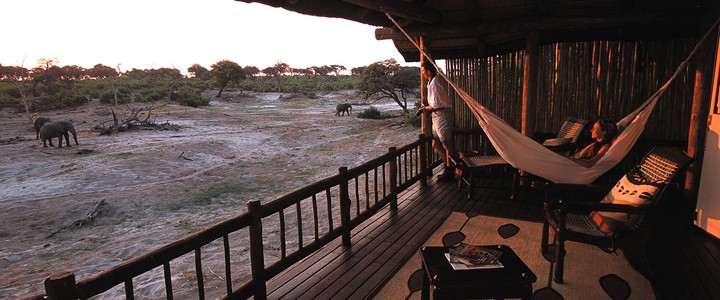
[31, 114, 51, 140]
[40, 121, 79, 148]
[336, 103, 352, 116]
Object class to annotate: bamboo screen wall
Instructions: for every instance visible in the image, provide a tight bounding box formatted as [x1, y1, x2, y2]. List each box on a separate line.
[447, 38, 699, 146]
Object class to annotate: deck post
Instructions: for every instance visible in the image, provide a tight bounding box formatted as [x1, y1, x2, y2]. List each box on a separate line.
[247, 200, 267, 300]
[338, 167, 352, 246]
[44, 271, 78, 300]
[521, 31, 539, 139]
[419, 134, 428, 187]
[388, 147, 399, 211]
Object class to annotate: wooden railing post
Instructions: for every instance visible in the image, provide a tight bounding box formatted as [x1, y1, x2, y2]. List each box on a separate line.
[418, 134, 428, 187]
[247, 200, 267, 300]
[338, 167, 352, 246]
[388, 147, 399, 211]
[44, 271, 77, 300]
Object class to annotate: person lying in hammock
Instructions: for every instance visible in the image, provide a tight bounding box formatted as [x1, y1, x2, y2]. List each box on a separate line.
[570, 118, 618, 167]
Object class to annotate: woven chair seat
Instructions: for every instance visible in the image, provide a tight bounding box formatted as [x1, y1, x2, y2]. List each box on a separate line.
[565, 213, 608, 237]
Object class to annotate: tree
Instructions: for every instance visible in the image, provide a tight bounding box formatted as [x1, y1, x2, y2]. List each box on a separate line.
[355, 59, 420, 113]
[351, 66, 367, 76]
[329, 64, 347, 76]
[210, 60, 245, 97]
[87, 64, 118, 79]
[262, 61, 290, 92]
[310, 65, 330, 76]
[242, 66, 260, 77]
[0, 65, 32, 115]
[187, 64, 210, 80]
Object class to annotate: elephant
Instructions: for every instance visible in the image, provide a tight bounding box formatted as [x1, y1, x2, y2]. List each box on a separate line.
[336, 103, 352, 116]
[31, 114, 51, 140]
[39, 121, 79, 148]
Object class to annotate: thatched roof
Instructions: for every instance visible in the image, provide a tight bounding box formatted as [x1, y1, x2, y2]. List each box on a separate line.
[236, 0, 717, 61]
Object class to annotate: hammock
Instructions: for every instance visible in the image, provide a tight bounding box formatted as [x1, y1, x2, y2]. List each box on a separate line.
[386, 13, 718, 184]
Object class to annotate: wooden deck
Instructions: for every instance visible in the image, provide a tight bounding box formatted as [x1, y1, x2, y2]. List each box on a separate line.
[265, 169, 544, 299]
[265, 168, 720, 299]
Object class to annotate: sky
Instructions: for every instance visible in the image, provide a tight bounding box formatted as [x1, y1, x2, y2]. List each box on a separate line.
[2, 0, 414, 74]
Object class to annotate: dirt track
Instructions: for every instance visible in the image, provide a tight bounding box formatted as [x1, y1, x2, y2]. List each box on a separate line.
[0, 90, 419, 298]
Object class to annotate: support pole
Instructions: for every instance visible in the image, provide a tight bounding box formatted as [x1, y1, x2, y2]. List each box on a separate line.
[419, 134, 428, 186]
[522, 31, 539, 140]
[388, 147, 399, 211]
[685, 23, 718, 215]
[247, 200, 267, 300]
[44, 271, 77, 300]
[338, 167, 352, 246]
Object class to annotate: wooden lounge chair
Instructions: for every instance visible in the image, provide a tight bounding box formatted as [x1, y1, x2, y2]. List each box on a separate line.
[537, 146, 692, 283]
[454, 117, 588, 200]
[452, 153, 514, 200]
[541, 117, 589, 154]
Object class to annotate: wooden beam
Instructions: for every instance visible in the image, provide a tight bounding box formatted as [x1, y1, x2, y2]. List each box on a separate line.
[375, 13, 700, 41]
[341, 0, 441, 24]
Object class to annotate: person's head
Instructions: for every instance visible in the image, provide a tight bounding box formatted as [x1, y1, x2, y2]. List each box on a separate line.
[421, 61, 437, 80]
[591, 118, 617, 144]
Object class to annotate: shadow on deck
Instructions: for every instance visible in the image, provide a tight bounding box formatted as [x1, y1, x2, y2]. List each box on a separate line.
[266, 167, 720, 300]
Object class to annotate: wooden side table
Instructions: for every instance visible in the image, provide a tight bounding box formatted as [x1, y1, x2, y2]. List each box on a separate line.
[420, 245, 536, 300]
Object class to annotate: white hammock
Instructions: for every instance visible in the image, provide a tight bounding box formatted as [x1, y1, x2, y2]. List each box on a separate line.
[386, 13, 716, 184]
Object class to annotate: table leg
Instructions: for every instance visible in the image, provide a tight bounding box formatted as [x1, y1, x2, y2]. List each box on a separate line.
[421, 268, 430, 300]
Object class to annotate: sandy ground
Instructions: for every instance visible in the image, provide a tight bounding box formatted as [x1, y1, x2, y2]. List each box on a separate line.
[0, 90, 419, 298]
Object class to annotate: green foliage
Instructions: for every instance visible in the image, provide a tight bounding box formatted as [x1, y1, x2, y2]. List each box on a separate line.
[0, 92, 16, 108]
[58, 89, 89, 107]
[234, 75, 358, 93]
[141, 88, 167, 102]
[0, 82, 20, 98]
[211, 60, 245, 96]
[403, 110, 421, 127]
[172, 87, 209, 107]
[0, 59, 409, 110]
[99, 86, 132, 104]
[355, 59, 420, 112]
[357, 106, 381, 119]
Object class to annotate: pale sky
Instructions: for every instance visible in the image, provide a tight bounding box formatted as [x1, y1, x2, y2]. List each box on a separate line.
[2, 0, 413, 73]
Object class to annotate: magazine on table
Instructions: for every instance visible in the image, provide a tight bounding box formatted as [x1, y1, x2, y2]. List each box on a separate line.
[445, 243, 504, 270]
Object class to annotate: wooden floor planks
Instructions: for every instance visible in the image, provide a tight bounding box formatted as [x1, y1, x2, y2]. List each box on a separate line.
[263, 169, 720, 300]
[267, 172, 466, 299]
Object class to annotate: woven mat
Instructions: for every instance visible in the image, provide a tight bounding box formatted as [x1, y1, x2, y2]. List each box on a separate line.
[376, 213, 654, 299]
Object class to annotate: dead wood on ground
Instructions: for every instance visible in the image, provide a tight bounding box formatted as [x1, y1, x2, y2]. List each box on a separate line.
[93, 104, 181, 135]
[46, 200, 107, 238]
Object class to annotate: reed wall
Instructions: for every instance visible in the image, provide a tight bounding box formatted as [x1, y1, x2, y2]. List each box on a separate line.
[447, 38, 700, 144]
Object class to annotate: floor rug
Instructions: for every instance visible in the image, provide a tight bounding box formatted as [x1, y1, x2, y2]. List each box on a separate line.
[375, 213, 654, 299]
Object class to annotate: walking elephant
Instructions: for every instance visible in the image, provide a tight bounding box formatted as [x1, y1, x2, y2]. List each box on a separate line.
[31, 114, 51, 140]
[336, 103, 352, 116]
[39, 121, 79, 148]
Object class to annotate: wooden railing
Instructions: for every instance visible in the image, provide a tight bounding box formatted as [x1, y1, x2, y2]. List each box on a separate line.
[35, 134, 435, 300]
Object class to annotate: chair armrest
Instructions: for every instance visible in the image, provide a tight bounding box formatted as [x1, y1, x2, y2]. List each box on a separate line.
[458, 151, 481, 158]
[549, 201, 652, 215]
[588, 203, 653, 214]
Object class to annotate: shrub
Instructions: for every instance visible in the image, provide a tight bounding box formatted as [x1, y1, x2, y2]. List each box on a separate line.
[403, 110, 421, 127]
[141, 88, 167, 102]
[99, 87, 131, 104]
[357, 106, 382, 119]
[59, 90, 88, 107]
[172, 88, 209, 107]
[0, 93, 16, 108]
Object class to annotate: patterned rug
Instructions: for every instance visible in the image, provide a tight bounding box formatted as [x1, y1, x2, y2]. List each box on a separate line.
[375, 213, 654, 299]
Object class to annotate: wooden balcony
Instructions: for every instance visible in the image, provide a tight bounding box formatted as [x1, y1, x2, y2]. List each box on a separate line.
[265, 169, 720, 300]
[34, 139, 719, 299]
